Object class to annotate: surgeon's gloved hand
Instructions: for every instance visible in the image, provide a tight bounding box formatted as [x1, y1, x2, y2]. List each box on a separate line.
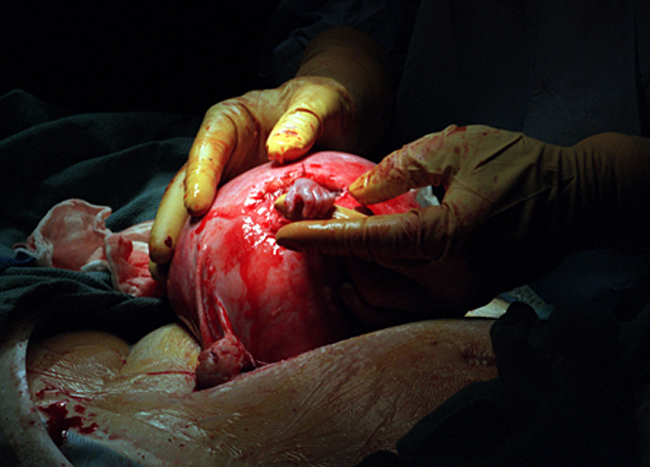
[148, 76, 356, 268]
[148, 27, 395, 274]
[276, 125, 650, 317]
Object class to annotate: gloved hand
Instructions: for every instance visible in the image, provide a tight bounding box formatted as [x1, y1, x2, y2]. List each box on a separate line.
[276, 125, 650, 316]
[149, 26, 396, 271]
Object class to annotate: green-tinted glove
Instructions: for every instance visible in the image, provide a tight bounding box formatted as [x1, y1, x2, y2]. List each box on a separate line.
[276, 125, 650, 316]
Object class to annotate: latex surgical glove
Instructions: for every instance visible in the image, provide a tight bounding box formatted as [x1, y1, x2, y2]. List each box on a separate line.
[149, 27, 396, 272]
[276, 125, 650, 316]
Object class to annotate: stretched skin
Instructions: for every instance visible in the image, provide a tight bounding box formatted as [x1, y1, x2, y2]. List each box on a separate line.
[167, 152, 420, 386]
[16, 320, 497, 467]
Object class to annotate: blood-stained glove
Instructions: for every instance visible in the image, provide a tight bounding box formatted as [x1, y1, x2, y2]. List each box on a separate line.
[149, 27, 396, 272]
[276, 125, 650, 316]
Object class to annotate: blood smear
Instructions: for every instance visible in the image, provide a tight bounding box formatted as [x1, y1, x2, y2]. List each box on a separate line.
[39, 400, 98, 446]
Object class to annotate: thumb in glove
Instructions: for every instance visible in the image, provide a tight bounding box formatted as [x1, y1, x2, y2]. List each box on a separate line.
[277, 125, 650, 315]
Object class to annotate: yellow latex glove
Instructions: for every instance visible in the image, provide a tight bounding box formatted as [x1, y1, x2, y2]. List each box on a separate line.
[149, 27, 395, 270]
[276, 125, 650, 316]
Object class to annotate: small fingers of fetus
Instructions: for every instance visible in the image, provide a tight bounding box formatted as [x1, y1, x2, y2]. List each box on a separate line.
[285, 178, 338, 220]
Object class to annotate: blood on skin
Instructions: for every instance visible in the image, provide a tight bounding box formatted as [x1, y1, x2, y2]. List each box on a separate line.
[39, 401, 98, 446]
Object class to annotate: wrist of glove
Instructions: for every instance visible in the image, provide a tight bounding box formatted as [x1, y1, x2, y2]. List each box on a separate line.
[276, 125, 650, 315]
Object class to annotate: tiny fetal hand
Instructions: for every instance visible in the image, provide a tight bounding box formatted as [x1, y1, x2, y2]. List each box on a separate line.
[276, 124, 582, 315]
[282, 178, 339, 220]
[149, 76, 358, 270]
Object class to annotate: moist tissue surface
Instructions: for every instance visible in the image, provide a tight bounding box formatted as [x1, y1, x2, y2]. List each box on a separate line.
[167, 151, 420, 386]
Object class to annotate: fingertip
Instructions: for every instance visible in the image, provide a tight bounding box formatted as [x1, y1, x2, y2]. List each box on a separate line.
[184, 198, 210, 218]
[267, 109, 321, 163]
[183, 179, 216, 217]
[148, 260, 169, 283]
[266, 132, 312, 164]
[348, 172, 372, 203]
[275, 224, 305, 251]
[184, 133, 226, 215]
[275, 218, 369, 258]
[349, 149, 416, 205]
[148, 231, 174, 264]
[275, 220, 336, 251]
[149, 249, 171, 266]
[149, 163, 187, 265]
[348, 169, 396, 205]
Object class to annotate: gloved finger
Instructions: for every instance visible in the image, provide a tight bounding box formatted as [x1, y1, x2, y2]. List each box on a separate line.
[348, 140, 444, 206]
[149, 164, 189, 266]
[349, 125, 523, 205]
[184, 100, 263, 216]
[275, 206, 450, 262]
[266, 109, 321, 164]
[267, 80, 354, 163]
[148, 260, 169, 283]
[184, 109, 236, 216]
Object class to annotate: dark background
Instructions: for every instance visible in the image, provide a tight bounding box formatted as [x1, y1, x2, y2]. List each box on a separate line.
[0, 1, 282, 115]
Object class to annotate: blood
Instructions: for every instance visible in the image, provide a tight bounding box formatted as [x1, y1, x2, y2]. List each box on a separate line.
[276, 128, 300, 137]
[165, 236, 173, 248]
[39, 401, 98, 446]
[167, 152, 421, 387]
[79, 423, 99, 435]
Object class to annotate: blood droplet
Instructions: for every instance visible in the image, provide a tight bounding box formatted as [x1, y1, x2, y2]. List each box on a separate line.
[39, 401, 98, 446]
